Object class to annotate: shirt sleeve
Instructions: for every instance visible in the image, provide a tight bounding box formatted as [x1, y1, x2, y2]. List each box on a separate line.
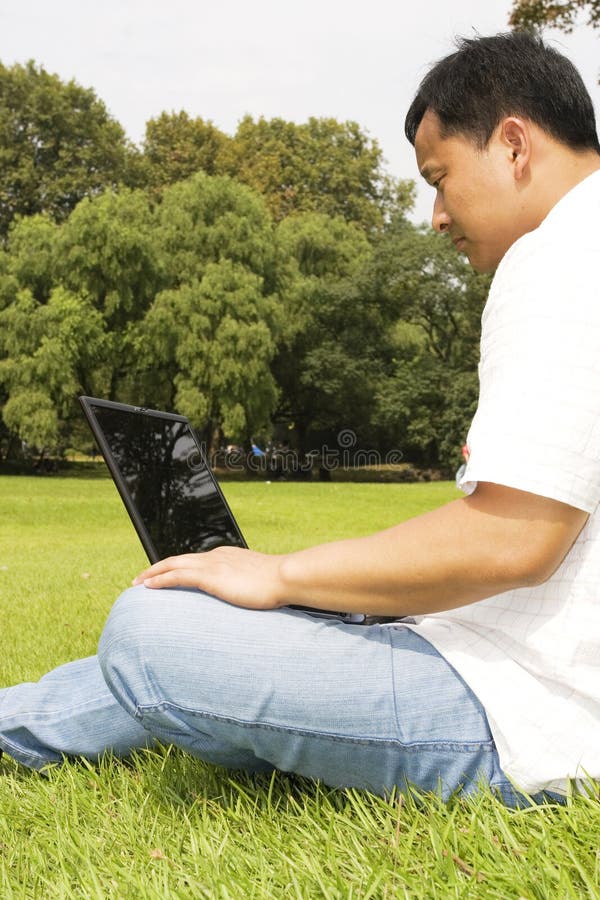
[458, 231, 600, 513]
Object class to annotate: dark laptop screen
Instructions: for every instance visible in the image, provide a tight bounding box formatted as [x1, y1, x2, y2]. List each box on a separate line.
[87, 402, 245, 560]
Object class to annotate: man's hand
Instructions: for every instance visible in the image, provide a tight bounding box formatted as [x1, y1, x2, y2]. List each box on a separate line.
[133, 546, 286, 610]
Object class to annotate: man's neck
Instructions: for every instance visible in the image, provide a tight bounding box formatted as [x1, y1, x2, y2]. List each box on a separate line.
[534, 147, 600, 223]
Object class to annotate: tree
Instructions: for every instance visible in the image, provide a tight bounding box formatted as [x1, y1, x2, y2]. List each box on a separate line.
[0, 172, 282, 456]
[0, 60, 139, 237]
[369, 222, 490, 469]
[142, 111, 229, 191]
[218, 115, 411, 230]
[509, 0, 600, 32]
[52, 188, 165, 402]
[54, 189, 162, 332]
[375, 352, 479, 471]
[134, 174, 282, 446]
[141, 263, 280, 446]
[154, 171, 278, 289]
[384, 224, 487, 368]
[0, 190, 161, 453]
[3, 213, 58, 303]
[272, 212, 384, 447]
[0, 286, 109, 452]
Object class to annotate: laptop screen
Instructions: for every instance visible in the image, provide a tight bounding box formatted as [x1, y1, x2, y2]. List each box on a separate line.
[80, 399, 246, 561]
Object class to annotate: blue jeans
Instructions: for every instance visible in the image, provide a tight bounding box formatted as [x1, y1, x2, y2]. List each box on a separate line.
[0, 586, 537, 803]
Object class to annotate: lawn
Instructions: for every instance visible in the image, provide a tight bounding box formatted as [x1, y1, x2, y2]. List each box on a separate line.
[1, 474, 599, 898]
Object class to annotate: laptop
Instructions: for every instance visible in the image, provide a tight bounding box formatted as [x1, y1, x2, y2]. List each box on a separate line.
[79, 396, 364, 623]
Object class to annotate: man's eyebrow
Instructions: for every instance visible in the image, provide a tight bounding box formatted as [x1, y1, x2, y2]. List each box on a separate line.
[419, 165, 435, 183]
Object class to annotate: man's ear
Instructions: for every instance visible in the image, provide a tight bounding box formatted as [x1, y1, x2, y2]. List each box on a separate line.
[501, 117, 531, 180]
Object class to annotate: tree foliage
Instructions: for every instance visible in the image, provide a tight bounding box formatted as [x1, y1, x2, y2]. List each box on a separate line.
[142, 264, 279, 445]
[55, 189, 162, 331]
[2, 213, 57, 304]
[509, 0, 600, 31]
[0, 186, 487, 469]
[127, 174, 282, 446]
[372, 223, 487, 369]
[0, 60, 486, 472]
[272, 213, 378, 445]
[0, 61, 138, 237]
[142, 111, 228, 191]
[0, 286, 108, 449]
[0, 173, 282, 453]
[369, 222, 490, 468]
[218, 115, 406, 230]
[0, 191, 164, 449]
[154, 172, 277, 288]
[138, 113, 415, 233]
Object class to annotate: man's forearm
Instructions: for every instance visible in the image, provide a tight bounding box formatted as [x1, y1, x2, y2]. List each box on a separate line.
[276, 484, 588, 617]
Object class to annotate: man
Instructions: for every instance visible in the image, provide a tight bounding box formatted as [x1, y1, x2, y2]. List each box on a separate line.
[1, 32, 599, 803]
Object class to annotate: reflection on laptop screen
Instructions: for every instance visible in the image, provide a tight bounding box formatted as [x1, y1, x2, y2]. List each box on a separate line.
[91, 404, 245, 559]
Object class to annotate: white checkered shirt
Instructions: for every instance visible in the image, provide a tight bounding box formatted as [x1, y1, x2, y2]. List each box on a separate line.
[410, 169, 600, 795]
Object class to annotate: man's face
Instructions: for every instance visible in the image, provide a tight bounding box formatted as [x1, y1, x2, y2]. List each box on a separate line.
[414, 109, 526, 273]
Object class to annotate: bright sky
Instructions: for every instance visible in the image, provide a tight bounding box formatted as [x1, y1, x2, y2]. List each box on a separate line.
[1, 0, 599, 223]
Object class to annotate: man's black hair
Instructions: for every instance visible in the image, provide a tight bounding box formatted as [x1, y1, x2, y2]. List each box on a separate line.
[405, 31, 600, 153]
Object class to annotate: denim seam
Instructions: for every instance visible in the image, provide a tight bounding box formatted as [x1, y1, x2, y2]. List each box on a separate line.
[387, 624, 403, 738]
[135, 701, 497, 754]
[0, 734, 55, 768]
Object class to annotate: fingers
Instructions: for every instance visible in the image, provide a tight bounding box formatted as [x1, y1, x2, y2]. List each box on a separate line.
[132, 554, 199, 586]
[140, 568, 201, 590]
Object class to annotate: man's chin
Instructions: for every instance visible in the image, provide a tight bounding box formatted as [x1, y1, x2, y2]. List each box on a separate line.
[454, 239, 500, 273]
[466, 250, 498, 274]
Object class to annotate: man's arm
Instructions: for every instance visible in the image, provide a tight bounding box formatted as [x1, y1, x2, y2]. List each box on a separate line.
[133, 483, 588, 617]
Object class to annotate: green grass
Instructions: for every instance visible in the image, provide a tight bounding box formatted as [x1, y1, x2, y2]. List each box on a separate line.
[1, 475, 599, 898]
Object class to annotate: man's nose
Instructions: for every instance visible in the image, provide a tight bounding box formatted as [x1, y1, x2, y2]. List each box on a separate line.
[431, 192, 451, 234]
